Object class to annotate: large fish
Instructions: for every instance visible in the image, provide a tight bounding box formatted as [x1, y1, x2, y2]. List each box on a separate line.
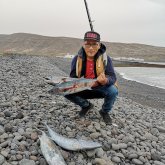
[37, 128, 67, 165]
[45, 76, 77, 86]
[47, 76, 96, 95]
[45, 123, 102, 151]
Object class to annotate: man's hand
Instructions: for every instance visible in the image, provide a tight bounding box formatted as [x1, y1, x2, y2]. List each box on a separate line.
[91, 81, 99, 88]
[97, 73, 108, 85]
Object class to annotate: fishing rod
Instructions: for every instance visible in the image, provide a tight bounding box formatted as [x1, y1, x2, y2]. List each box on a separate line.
[84, 0, 94, 31]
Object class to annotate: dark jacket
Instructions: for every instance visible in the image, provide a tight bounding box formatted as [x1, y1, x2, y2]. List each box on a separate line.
[70, 43, 117, 86]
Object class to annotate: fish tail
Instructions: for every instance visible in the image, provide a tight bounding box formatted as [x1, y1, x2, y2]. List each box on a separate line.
[43, 121, 50, 130]
[34, 126, 45, 135]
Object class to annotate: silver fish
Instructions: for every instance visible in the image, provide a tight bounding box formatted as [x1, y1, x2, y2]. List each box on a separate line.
[45, 76, 77, 86]
[37, 128, 67, 165]
[48, 77, 96, 95]
[45, 123, 102, 151]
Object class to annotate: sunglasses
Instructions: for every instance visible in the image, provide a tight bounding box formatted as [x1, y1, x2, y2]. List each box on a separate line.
[84, 43, 99, 48]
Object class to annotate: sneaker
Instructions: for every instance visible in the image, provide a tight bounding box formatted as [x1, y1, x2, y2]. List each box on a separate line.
[99, 110, 112, 125]
[79, 103, 93, 117]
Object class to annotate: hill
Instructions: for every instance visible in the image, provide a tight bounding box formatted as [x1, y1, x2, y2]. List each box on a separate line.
[0, 33, 165, 62]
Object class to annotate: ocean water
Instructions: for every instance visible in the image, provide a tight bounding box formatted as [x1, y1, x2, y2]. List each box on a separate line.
[115, 67, 165, 89]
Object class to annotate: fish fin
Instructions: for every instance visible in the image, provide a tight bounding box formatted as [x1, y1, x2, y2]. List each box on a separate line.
[45, 81, 57, 86]
[44, 76, 52, 80]
[43, 121, 48, 126]
[43, 121, 50, 130]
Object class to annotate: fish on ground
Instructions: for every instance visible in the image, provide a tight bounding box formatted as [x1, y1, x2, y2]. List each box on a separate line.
[44, 122, 102, 151]
[36, 128, 67, 165]
[47, 76, 97, 95]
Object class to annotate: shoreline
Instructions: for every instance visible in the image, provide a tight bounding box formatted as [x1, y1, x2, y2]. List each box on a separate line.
[116, 73, 165, 111]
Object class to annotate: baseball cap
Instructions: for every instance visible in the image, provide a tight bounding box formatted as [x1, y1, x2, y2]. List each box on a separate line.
[84, 31, 100, 42]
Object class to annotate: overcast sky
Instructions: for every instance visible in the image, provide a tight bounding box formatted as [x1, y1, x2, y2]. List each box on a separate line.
[1, 0, 165, 47]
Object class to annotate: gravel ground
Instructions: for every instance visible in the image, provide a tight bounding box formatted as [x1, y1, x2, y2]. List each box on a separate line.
[0, 55, 165, 165]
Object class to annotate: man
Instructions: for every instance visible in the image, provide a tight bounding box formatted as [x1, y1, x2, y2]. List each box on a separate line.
[65, 31, 118, 125]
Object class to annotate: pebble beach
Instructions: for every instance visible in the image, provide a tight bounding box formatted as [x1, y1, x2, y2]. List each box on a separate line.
[0, 55, 165, 165]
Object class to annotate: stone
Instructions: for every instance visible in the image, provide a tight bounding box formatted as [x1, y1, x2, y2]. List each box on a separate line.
[132, 159, 143, 165]
[19, 159, 35, 165]
[0, 154, 5, 164]
[31, 132, 38, 141]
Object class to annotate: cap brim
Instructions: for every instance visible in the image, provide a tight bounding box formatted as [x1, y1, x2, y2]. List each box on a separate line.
[84, 38, 99, 41]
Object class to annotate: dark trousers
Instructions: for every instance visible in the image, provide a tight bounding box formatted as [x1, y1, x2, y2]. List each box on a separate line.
[65, 85, 118, 113]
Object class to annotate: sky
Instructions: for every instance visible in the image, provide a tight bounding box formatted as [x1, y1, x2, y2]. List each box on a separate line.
[0, 0, 165, 47]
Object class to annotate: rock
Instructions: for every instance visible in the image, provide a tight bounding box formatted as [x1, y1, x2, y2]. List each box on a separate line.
[151, 152, 161, 161]
[4, 124, 12, 133]
[4, 111, 12, 117]
[154, 161, 164, 165]
[1, 149, 10, 158]
[0, 154, 5, 164]
[157, 126, 165, 133]
[90, 132, 101, 139]
[0, 126, 5, 135]
[112, 156, 121, 163]
[112, 144, 120, 150]
[118, 143, 127, 149]
[94, 158, 107, 165]
[115, 153, 125, 159]
[61, 150, 70, 160]
[144, 133, 158, 141]
[15, 112, 24, 119]
[122, 136, 135, 143]
[19, 159, 35, 165]
[150, 128, 159, 136]
[39, 158, 47, 165]
[16, 154, 22, 160]
[31, 132, 38, 141]
[128, 153, 138, 159]
[30, 156, 38, 161]
[12, 97, 20, 102]
[86, 150, 96, 157]
[132, 159, 143, 165]
[0, 102, 11, 108]
[95, 148, 104, 158]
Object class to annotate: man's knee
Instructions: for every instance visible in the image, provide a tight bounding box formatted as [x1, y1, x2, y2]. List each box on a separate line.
[106, 85, 118, 97]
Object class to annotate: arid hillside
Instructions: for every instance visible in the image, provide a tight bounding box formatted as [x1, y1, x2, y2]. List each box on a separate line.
[0, 33, 165, 62]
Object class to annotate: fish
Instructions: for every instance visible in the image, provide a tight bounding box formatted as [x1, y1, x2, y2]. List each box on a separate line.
[36, 128, 67, 165]
[45, 76, 77, 86]
[47, 77, 97, 95]
[44, 123, 102, 151]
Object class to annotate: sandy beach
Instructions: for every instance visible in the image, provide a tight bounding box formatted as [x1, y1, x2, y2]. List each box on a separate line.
[0, 55, 165, 165]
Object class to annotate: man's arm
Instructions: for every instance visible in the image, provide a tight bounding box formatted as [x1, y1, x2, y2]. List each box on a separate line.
[70, 55, 78, 78]
[104, 56, 117, 86]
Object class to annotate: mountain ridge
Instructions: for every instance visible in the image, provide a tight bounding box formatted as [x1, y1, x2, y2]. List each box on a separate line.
[0, 33, 165, 62]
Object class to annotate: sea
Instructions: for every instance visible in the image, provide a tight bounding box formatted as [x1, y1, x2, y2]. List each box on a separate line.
[115, 67, 165, 89]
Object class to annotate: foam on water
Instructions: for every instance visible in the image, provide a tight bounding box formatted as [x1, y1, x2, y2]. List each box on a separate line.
[115, 67, 165, 89]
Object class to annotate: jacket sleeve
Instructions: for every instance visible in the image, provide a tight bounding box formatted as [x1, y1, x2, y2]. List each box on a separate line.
[105, 56, 117, 86]
[70, 55, 78, 78]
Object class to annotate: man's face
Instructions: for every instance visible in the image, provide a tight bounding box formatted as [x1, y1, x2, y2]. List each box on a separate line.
[83, 40, 100, 59]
